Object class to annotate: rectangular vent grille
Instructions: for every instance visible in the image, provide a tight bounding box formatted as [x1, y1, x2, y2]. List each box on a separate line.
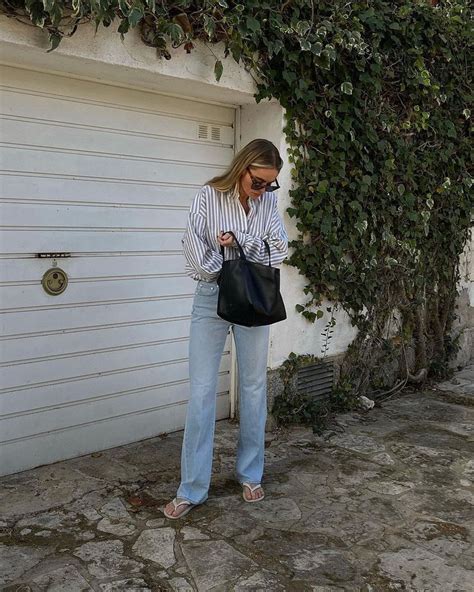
[297, 362, 334, 403]
[198, 124, 208, 139]
[198, 124, 222, 142]
[211, 126, 221, 141]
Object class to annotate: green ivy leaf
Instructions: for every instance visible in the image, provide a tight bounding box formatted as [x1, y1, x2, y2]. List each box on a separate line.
[47, 31, 61, 51]
[164, 22, 184, 44]
[229, 41, 241, 62]
[118, 0, 128, 13]
[203, 14, 216, 39]
[246, 16, 260, 33]
[340, 81, 353, 95]
[354, 220, 368, 234]
[117, 18, 129, 37]
[317, 180, 329, 193]
[295, 20, 311, 36]
[214, 59, 223, 82]
[300, 39, 311, 51]
[272, 39, 284, 55]
[25, 0, 46, 27]
[128, 6, 144, 28]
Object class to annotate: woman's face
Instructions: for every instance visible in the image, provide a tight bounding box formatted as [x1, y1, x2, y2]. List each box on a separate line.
[239, 166, 280, 199]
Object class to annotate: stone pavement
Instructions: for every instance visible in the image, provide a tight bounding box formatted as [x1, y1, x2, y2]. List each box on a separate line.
[1, 365, 473, 592]
[436, 364, 474, 406]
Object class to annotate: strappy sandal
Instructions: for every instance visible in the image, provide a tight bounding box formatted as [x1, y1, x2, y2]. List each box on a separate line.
[242, 482, 265, 503]
[163, 498, 196, 520]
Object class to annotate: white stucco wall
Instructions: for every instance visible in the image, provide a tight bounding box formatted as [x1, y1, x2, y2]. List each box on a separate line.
[452, 227, 474, 366]
[0, 16, 256, 104]
[458, 228, 474, 305]
[0, 17, 357, 371]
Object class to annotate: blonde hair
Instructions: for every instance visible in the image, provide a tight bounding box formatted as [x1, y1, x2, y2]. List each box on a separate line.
[208, 138, 283, 197]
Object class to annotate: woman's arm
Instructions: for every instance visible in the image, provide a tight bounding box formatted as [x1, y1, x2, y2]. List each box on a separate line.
[182, 191, 223, 281]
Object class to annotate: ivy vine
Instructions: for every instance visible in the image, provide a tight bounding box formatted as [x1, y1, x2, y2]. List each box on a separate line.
[2, 0, 472, 398]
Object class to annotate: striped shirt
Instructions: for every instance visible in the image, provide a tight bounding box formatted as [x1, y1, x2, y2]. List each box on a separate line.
[182, 184, 288, 282]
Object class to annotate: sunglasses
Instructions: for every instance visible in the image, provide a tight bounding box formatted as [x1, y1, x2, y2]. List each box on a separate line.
[247, 168, 280, 192]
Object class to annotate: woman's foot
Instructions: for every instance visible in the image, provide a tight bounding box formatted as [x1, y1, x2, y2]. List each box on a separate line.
[163, 498, 196, 519]
[242, 482, 265, 503]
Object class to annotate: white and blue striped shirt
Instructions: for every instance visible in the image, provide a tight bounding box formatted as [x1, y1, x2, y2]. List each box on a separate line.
[182, 185, 288, 282]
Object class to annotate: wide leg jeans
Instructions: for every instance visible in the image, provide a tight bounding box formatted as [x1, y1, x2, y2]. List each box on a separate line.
[177, 280, 270, 504]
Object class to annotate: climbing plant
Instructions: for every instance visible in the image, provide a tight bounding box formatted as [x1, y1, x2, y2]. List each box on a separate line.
[1, 0, 472, 397]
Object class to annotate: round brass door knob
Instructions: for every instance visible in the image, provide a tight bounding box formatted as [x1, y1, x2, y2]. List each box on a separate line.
[42, 268, 68, 296]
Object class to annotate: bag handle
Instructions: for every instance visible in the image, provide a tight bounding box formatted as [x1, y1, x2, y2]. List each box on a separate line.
[220, 231, 271, 266]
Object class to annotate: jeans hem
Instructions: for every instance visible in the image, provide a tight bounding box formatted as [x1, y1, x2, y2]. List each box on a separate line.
[176, 492, 208, 505]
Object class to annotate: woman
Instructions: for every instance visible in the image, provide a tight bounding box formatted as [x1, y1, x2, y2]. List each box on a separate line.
[164, 138, 288, 519]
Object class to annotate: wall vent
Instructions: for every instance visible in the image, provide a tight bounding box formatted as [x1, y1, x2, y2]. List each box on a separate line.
[297, 361, 334, 403]
[198, 124, 222, 142]
[198, 124, 209, 140]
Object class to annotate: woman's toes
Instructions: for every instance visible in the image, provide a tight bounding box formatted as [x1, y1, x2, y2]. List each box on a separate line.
[164, 502, 175, 516]
[243, 484, 264, 502]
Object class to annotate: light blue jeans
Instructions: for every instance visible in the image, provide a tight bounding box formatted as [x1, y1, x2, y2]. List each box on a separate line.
[176, 280, 270, 504]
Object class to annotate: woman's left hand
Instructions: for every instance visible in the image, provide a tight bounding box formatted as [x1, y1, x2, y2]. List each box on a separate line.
[217, 232, 235, 247]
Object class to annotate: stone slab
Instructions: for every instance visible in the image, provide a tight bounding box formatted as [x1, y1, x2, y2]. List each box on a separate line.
[132, 528, 176, 569]
[0, 545, 52, 586]
[181, 540, 257, 591]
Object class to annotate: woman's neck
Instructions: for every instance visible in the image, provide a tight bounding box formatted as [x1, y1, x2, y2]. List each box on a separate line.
[239, 194, 250, 214]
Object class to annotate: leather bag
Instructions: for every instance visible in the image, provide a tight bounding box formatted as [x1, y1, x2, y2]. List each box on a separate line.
[217, 231, 286, 327]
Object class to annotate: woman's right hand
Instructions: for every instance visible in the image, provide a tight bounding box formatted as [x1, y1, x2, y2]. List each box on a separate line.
[217, 232, 235, 247]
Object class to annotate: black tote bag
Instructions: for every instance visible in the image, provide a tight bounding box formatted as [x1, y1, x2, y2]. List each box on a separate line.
[217, 231, 286, 327]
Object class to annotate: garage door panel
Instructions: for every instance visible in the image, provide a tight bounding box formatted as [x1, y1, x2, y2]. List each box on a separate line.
[1, 254, 187, 283]
[1, 372, 230, 442]
[2, 318, 193, 363]
[1, 92, 234, 144]
[0, 297, 194, 336]
[1, 174, 199, 208]
[0, 229, 184, 254]
[2, 337, 192, 389]
[1, 118, 234, 166]
[2, 202, 188, 230]
[1, 146, 224, 185]
[0, 394, 230, 477]
[0, 66, 235, 125]
[0, 276, 193, 310]
[1, 356, 231, 416]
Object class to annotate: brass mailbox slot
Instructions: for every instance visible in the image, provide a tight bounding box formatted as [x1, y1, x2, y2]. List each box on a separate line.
[42, 268, 68, 296]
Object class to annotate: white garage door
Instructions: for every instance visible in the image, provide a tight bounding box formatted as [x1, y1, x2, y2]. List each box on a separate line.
[0, 66, 235, 476]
